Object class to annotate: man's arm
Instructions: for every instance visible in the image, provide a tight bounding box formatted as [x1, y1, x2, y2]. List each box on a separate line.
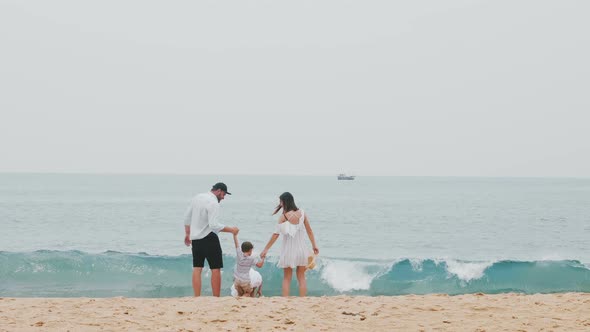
[221, 226, 239, 235]
[208, 201, 239, 234]
[184, 225, 191, 246]
[207, 201, 228, 233]
[183, 203, 193, 226]
[183, 204, 192, 246]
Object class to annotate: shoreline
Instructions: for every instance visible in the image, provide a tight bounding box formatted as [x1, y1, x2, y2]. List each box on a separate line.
[1, 293, 589, 331]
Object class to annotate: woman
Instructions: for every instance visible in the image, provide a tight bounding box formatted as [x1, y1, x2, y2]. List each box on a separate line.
[260, 192, 319, 296]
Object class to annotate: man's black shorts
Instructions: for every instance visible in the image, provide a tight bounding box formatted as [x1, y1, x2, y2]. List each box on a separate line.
[191, 232, 223, 269]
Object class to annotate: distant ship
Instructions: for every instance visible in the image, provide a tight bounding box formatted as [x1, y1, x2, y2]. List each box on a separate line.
[337, 173, 355, 180]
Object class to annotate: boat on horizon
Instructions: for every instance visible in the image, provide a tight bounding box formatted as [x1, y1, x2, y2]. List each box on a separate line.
[337, 173, 355, 180]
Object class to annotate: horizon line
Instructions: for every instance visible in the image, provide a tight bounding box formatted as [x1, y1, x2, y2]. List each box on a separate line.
[0, 171, 589, 179]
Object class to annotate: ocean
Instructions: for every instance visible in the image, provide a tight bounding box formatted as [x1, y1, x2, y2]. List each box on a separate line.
[1, 174, 589, 297]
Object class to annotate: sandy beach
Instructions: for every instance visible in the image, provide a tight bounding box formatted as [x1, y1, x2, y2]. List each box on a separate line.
[1, 293, 589, 331]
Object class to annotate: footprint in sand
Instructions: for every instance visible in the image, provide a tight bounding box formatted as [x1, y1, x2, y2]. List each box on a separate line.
[472, 306, 488, 311]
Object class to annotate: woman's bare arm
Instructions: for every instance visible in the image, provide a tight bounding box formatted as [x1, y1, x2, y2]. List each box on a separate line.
[261, 233, 279, 258]
[304, 215, 319, 255]
[261, 215, 283, 258]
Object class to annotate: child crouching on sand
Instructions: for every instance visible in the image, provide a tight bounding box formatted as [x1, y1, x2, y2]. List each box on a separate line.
[231, 268, 263, 297]
[232, 233, 264, 297]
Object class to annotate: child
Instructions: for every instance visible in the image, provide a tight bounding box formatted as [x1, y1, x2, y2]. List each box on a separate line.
[233, 233, 264, 297]
[230, 268, 263, 297]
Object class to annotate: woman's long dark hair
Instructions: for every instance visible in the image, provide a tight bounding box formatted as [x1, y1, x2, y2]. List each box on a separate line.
[273, 192, 299, 215]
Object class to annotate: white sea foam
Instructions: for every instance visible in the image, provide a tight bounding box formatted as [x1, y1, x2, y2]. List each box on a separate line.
[409, 258, 425, 271]
[320, 259, 378, 292]
[32, 263, 48, 273]
[539, 254, 568, 261]
[444, 260, 495, 282]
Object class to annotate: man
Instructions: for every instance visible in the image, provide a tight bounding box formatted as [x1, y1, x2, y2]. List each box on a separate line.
[184, 182, 238, 296]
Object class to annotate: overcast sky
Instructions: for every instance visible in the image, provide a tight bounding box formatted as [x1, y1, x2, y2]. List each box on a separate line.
[1, 1, 589, 176]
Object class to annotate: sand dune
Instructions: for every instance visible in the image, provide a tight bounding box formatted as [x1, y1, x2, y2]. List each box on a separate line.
[1, 293, 589, 331]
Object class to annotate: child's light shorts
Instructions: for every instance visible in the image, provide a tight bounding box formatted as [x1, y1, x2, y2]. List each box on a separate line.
[234, 280, 253, 296]
[231, 270, 262, 297]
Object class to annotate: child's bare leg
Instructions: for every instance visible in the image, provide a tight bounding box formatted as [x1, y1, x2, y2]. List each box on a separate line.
[236, 283, 244, 297]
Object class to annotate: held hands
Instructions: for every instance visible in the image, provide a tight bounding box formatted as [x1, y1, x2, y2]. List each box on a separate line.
[260, 249, 268, 259]
[231, 227, 240, 235]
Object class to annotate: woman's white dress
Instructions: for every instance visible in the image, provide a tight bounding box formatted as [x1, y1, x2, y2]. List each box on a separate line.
[274, 210, 312, 268]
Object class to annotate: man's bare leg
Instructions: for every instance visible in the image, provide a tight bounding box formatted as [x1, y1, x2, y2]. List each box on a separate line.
[192, 267, 203, 297]
[211, 268, 221, 297]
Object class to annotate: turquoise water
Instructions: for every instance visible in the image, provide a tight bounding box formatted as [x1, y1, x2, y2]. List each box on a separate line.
[1, 251, 588, 297]
[1, 174, 589, 297]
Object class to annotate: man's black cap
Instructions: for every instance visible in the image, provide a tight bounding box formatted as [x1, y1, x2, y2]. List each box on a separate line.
[212, 182, 231, 195]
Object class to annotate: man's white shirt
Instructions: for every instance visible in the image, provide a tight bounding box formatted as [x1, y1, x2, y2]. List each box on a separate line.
[184, 192, 226, 240]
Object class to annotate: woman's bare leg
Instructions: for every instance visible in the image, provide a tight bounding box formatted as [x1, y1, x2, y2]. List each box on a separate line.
[296, 266, 307, 297]
[282, 268, 292, 297]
